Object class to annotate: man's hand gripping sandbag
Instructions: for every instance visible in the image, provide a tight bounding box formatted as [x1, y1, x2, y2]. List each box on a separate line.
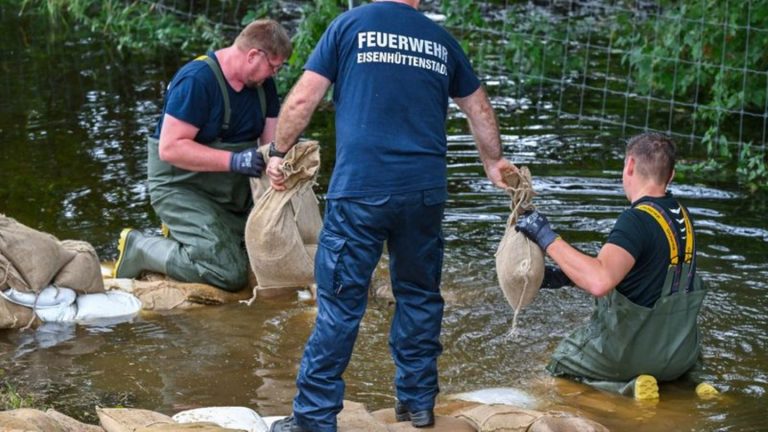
[494, 167, 545, 331]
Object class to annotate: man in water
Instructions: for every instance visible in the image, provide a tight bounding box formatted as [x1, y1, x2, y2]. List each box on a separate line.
[517, 132, 717, 399]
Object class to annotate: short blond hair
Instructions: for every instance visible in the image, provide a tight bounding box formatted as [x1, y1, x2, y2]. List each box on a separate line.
[235, 19, 292, 59]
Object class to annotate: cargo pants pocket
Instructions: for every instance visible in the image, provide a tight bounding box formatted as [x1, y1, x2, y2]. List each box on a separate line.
[315, 229, 347, 295]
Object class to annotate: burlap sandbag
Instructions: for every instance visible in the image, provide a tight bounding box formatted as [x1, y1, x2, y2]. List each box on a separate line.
[97, 408, 174, 432]
[0, 295, 37, 329]
[137, 423, 244, 431]
[0, 214, 76, 293]
[494, 167, 545, 331]
[0, 408, 70, 432]
[528, 412, 609, 432]
[455, 404, 543, 432]
[104, 278, 252, 311]
[370, 407, 477, 432]
[245, 141, 322, 291]
[53, 240, 105, 294]
[45, 408, 106, 432]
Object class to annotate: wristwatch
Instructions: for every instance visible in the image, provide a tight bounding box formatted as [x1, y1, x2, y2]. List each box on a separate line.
[268, 141, 287, 158]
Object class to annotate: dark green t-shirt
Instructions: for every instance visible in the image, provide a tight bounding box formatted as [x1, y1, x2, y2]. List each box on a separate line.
[606, 193, 692, 307]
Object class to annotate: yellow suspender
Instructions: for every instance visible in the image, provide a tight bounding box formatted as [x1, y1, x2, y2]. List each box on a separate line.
[635, 203, 693, 265]
[679, 205, 694, 263]
[635, 204, 678, 264]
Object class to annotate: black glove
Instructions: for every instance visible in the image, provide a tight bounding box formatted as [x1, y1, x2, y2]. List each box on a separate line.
[229, 147, 265, 177]
[542, 265, 572, 289]
[515, 210, 559, 251]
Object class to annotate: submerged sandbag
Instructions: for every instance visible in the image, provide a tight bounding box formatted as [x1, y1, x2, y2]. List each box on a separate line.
[0, 214, 76, 293]
[54, 240, 105, 294]
[245, 141, 322, 293]
[495, 167, 544, 331]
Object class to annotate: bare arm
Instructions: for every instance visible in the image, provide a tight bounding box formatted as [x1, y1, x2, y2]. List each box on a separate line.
[158, 114, 231, 171]
[260, 117, 278, 145]
[546, 240, 635, 297]
[453, 86, 515, 188]
[268, 70, 332, 190]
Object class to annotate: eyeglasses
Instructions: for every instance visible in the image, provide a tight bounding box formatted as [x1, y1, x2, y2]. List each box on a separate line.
[257, 49, 283, 74]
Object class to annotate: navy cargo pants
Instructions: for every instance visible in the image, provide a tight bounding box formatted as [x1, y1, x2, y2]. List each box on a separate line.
[293, 188, 447, 432]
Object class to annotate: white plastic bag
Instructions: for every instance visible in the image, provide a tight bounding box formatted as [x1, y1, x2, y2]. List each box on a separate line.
[172, 406, 269, 432]
[75, 291, 141, 325]
[0, 286, 77, 309]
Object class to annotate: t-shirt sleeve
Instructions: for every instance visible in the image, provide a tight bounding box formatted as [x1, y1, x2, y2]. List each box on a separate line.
[606, 209, 646, 260]
[264, 78, 280, 117]
[164, 76, 211, 128]
[447, 39, 480, 98]
[304, 20, 339, 82]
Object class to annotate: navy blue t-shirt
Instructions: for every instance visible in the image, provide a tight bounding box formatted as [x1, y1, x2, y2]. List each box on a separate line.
[305, 1, 481, 198]
[606, 193, 694, 307]
[152, 52, 280, 144]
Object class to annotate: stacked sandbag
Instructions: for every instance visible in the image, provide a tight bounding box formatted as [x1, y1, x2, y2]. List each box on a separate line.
[245, 141, 322, 298]
[1, 214, 111, 328]
[97, 408, 248, 432]
[54, 240, 105, 294]
[494, 167, 545, 332]
[0, 214, 76, 293]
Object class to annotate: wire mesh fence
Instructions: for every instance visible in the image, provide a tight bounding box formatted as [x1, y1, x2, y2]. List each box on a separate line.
[54, 0, 768, 158]
[448, 0, 768, 156]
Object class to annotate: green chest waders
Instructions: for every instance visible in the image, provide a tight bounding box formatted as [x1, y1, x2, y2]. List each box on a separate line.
[145, 56, 266, 290]
[547, 201, 708, 383]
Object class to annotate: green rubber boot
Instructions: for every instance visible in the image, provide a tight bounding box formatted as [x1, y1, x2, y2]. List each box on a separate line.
[112, 228, 176, 279]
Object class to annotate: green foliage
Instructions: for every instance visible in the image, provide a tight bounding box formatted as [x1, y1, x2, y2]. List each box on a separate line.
[19, 0, 227, 53]
[442, 0, 484, 28]
[278, 0, 348, 94]
[737, 143, 768, 193]
[616, 0, 768, 190]
[1, 380, 41, 410]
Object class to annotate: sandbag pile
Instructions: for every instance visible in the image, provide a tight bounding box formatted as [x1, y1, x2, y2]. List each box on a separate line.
[495, 167, 545, 332]
[0, 398, 610, 432]
[0, 214, 107, 329]
[245, 141, 323, 298]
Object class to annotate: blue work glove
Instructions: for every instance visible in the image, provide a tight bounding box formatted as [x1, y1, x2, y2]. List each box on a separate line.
[229, 147, 265, 177]
[515, 210, 560, 251]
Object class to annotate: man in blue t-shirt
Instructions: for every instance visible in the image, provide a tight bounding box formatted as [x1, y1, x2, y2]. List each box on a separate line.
[516, 133, 715, 400]
[267, 1, 515, 431]
[113, 20, 291, 291]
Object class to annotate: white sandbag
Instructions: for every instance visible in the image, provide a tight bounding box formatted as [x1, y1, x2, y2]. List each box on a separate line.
[172, 407, 268, 432]
[1, 285, 77, 309]
[75, 290, 142, 325]
[36, 303, 77, 322]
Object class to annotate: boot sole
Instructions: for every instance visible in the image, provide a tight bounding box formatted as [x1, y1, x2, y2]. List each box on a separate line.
[634, 374, 659, 400]
[112, 228, 134, 278]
